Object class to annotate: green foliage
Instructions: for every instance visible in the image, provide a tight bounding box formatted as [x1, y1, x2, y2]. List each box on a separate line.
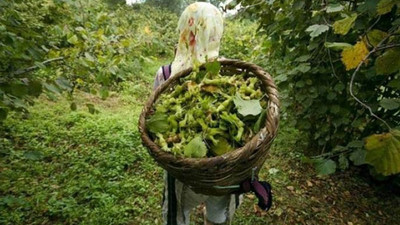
[315, 159, 337, 175]
[235, 0, 400, 176]
[233, 93, 262, 117]
[147, 63, 267, 157]
[220, 19, 262, 61]
[210, 137, 233, 156]
[333, 14, 357, 35]
[375, 49, 400, 75]
[0, 95, 163, 225]
[184, 136, 207, 158]
[144, 0, 224, 14]
[376, 0, 400, 15]
[305, 24, 329, 38]
[145, 0, 184, 14]
[0, 0, 177, 120]
[326, 3, 344, 13]
[365, 129, 400, 176]
[146, 113, 170, 133]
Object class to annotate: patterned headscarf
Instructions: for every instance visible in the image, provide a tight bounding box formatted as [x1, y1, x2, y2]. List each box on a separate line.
[170, 2, 224, 77]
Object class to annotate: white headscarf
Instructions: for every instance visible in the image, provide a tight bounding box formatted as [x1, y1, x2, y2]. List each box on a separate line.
[170, 2, 224, 77]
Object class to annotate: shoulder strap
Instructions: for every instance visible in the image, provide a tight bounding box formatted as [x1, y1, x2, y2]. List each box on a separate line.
[162, 64, 172, 80]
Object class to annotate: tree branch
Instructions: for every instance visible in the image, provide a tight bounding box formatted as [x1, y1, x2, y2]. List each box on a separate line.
[364, 16, 381, 48]
[376, 43, 400, 51]
[12, 57, 64, 76]
[348, 27, 400, 131]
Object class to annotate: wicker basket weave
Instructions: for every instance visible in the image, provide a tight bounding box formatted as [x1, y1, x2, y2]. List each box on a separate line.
[138, 59, 279, 196]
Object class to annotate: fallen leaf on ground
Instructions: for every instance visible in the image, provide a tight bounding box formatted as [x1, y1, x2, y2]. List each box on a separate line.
[287, 186, 295, 191]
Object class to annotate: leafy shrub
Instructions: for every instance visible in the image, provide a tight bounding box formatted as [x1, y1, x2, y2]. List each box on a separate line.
[0, 0, 177, 120]
[235, 0, 400, 176]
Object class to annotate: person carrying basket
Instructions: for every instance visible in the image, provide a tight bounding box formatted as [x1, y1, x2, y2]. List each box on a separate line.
[151, 2, 274, 225]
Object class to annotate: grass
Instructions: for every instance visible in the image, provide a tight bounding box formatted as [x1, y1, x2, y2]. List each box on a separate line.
[0, 92, 163, 225]
[1, 57, 400, 224]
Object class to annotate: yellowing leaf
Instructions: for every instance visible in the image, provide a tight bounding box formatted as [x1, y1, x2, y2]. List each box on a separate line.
[341, 41, 369, 70]
[201, 85, 219, 93]
[76, 78, 84, 85]
[365, 130, 400, 176]
[375, 49, 400, 75]
[210, 138, 233, 156]
[377, 0, 398, 15]
[144, 26, 151, 34]
[333, 14, 357, 35]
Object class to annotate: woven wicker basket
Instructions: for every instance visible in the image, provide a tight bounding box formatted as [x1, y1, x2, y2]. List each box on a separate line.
[138, 59, 279, 196]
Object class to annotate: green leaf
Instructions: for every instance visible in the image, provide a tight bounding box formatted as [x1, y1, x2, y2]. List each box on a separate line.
[210, 138, 233, 156]
[233, 93, 262, 117]
[293, 0, 305, 10]
[366, 30, 388, 47]
[375, 49, 400, 75]
[10, 83, 28, 97]
[377, 0, 397, 15]
[43, 83, 61, 94]
[85, 52, 95, 62]
[204, 61, 221, 76]
[388, 79, 400, 89]
[349, 149, 366, 166]
[86, 104, 97, 114]
[315, 159, 337, 175]
[24, 151, 44, 161]
[184, 136, 207, 158]
[327, 92, 336, 100]
[295, 55, 311, 62]
[55, 77, 72, 91]
[253, 109, 267, 133]
[67, 34, 79, 45]
[34, 61, 46, 69]
[365, 130, 400, 176]
[146, 113, 170, 134]
[380, 98, 400, 110]
[296, 63, 311, 73]
[358, 0, 379, 15]
[333, 14, 358, 35]
[274, 74, 287, 82]
[0, 108, 8, 121]
[326, 3, 344, 13]
[27, 80, 42, 97]
[100, 87, 109, 100]
[347, 140, 364, 148]
[305, 24, 329, 38]
[70, 102, 77, 111]
[296, 81, 305, 89]
[334, 83, 345, 92]
[333, 145, 347, 152]
[13, 98, 28, 109]
[338, 154, 349, 170]
[324, 42, 352, 51]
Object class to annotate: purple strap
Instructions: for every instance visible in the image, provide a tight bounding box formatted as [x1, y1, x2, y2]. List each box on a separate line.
[239, 178, 272, 211]
[162, 65, 171, 80]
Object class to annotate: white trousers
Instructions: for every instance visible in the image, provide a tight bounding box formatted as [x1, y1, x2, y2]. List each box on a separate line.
[162, 172, 242, 225]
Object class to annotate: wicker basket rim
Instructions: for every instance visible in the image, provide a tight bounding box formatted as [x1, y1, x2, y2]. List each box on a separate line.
[138, 59, 279, 165]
